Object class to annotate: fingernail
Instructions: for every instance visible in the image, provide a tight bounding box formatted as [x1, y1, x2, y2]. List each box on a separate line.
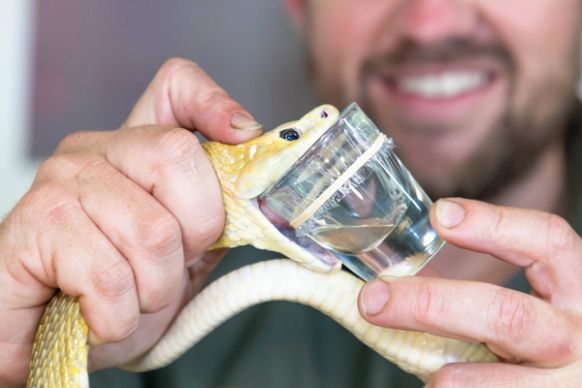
[361, 280, 390, 317]
[88, 330, 106, 346]
[378, 274, 399, 282]
[436, 199, 465, 229]
[230, 112, 262, 131]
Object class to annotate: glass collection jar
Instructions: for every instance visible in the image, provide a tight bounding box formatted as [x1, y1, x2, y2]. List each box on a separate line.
[259, 103, 444, 281]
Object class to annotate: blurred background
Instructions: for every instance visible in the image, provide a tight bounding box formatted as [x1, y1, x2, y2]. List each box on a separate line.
[0, 0, 315, 214]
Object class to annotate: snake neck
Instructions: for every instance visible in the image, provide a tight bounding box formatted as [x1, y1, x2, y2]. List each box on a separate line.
[202, 141, 248, 194]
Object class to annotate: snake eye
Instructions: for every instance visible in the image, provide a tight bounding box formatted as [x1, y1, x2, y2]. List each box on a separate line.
[279, 128, 301, 141]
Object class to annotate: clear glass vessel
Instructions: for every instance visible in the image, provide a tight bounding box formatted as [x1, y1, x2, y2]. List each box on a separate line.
[259, 103, 444, 281]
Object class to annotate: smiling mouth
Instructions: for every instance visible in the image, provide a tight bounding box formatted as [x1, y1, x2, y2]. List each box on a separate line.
[395, 70, 493, 99]
[364, 65, 503, 128]
[383, 70, 496, 101]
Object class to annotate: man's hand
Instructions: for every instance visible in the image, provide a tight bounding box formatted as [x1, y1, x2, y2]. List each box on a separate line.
[0, 57, 262, 386]
[358, 198, 582, 387]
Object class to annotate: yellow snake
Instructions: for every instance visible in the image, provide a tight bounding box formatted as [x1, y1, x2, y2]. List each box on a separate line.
[26, 105, 496, 387]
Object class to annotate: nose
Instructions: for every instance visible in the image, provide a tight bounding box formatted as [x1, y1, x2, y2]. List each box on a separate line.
[393, 0, 479, 44]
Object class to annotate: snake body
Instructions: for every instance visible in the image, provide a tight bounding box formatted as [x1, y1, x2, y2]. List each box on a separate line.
[26, 105, 496, 387]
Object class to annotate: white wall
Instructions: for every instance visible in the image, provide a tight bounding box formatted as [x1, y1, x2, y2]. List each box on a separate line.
[0, 0, 38, 215]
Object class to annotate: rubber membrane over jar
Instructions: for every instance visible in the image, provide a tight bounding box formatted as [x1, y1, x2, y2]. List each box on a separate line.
[259, 103, 444, 280]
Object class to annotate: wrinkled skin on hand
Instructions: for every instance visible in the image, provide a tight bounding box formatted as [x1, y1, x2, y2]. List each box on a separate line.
[358, 198, 582, 387]
[0, 58, 263, 387]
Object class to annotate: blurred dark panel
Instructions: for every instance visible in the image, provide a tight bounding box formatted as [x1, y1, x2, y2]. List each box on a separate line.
[31, 0, 315, 157]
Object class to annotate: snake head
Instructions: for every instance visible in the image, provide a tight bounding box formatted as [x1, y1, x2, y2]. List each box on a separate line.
[220, 105, 343, 273]
[235, 104, 340, 199]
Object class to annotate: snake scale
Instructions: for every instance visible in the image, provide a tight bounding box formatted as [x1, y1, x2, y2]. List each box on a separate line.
[26, 105, 496, 387]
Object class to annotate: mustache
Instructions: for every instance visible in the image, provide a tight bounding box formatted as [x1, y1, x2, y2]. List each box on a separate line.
[364, 38, 514, 71]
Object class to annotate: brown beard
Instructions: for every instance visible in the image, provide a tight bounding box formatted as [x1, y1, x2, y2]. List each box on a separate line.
[423, 99, 575, 200]
[310, 38, 577, 200]
[359, 86, 577, 200]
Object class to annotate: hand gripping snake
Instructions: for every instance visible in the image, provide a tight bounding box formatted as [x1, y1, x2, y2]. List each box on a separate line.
[26, 105, 497, 387]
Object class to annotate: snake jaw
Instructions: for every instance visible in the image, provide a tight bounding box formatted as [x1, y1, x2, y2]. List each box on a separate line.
[247, 197, 342, 273]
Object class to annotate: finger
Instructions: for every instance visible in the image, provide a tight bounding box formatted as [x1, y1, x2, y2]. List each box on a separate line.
[358, 277, 580, 367]
[73, 157, 185, 314]
[427, 362, 566, 388]
[88, 271, 193, 370]
[44, 121, 224, 265]
[187, 248, 229, 295]
[34, 151, 188, 312]
[123, 57, 262, 143]
[105, 127, 225, 264]
[52, 129, 113, 156]
[16, 185, 140, 345]
[430, 198, 582, 307]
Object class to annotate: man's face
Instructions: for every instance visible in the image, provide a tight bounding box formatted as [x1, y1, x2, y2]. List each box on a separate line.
[292, 0, 581, 198]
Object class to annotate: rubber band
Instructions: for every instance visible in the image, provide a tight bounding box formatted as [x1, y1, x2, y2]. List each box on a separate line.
[290, 133, 388, 229]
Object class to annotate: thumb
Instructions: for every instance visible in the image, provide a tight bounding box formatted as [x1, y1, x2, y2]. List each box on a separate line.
[123, 57, 262, 144]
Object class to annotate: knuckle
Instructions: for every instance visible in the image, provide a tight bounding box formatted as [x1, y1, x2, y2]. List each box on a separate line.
[71, 156, 111, 185]
[155, 128, 201, 169]
[113, 314, 140, 341]
[98, 309, 139, 342]
[412, 282, 445, 328]
[133, 214, 183, 313]
[37, 153, 111, 188]
[55, 130, 94, 153]
[488, 289, 532, 343]
[36, 153, 83, 181]
[138, 213, 182, 260]
[490, 206, 509, 241]
[93, 259, 135, 299]
[159, 57, 197, 78]
[92, 258, 135, 300]
[544, 213, 576, 257]
[545, 316, 576, 363]
[140, 291, 167, 314]
[90, 258, 139, 341]
[139, 277, 179, 314]
[19, 185, 77, 227]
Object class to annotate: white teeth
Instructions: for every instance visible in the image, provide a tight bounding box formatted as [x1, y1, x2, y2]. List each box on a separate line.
[397, 72, 489, 98]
